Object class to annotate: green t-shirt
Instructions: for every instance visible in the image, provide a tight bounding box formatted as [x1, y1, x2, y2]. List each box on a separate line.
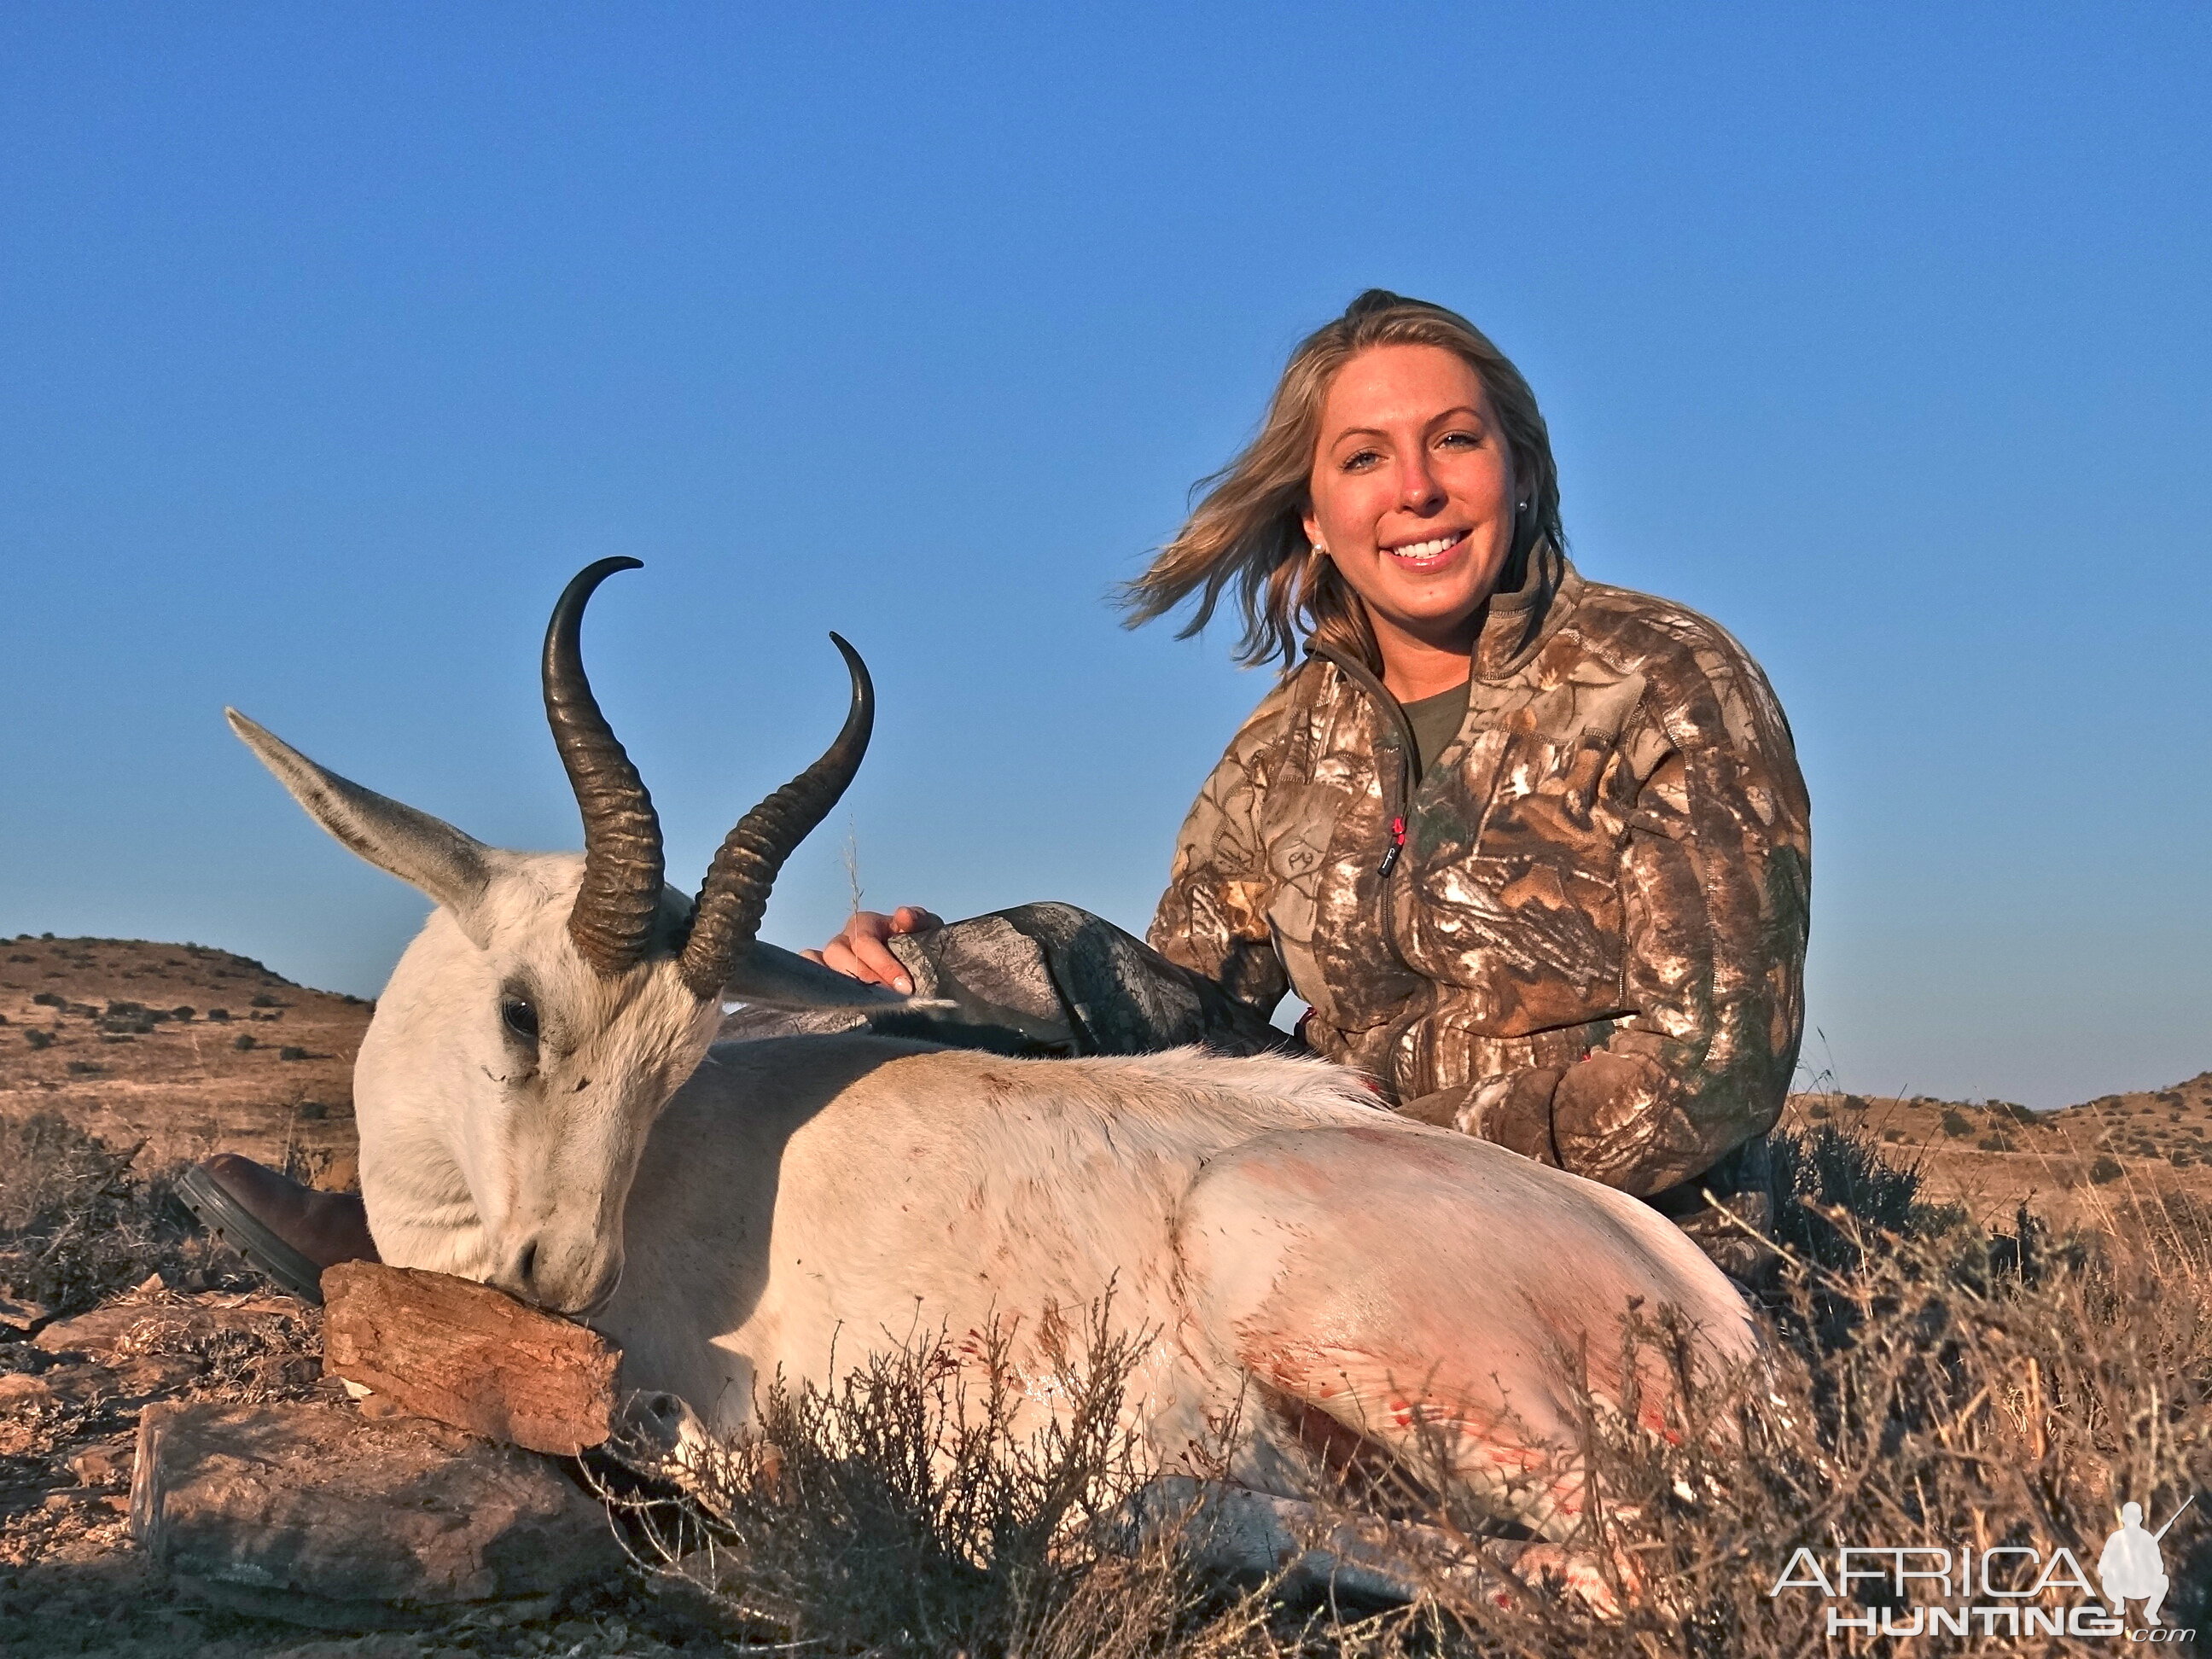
[1401, 680, 1470, 777]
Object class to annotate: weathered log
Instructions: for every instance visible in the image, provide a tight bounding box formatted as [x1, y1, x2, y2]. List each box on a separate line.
[131, 1400, 623, 1627]
[320, 1261, 618, 1456]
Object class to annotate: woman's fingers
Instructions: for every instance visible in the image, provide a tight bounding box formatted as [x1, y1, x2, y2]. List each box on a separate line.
[850, 928, 912, 992]
[812, 907, 942, 992]
[817, 936, 885, 984]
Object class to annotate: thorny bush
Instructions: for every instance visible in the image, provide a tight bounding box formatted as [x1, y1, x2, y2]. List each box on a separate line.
[0, 1112, 233, 1317]
[605, 1123, 2210, 1657]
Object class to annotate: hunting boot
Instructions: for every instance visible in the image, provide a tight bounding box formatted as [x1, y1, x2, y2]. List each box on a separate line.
[174, 1154, 378, 1304]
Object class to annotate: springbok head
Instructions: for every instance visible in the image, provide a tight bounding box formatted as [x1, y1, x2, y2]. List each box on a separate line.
[230, 558, 903, 1312]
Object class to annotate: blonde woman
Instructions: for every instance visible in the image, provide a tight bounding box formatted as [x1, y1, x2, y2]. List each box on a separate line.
[183, 290, 1808, 1293]
[817, 290, 1812, 1281]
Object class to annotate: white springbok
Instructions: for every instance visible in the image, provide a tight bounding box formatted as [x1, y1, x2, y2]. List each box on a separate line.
[230, 558, 1757, 1581]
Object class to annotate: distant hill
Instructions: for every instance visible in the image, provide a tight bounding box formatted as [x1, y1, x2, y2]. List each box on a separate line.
[0, 934, 370, 1188]
[1782, 1075, 2212, 1235]
[6, 934, 2208, 1234]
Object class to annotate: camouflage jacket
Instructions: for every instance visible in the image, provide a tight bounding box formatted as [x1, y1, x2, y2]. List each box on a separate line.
[1148, 542, 1811, 1204]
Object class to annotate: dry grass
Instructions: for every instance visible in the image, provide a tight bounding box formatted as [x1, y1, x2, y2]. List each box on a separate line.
[603, 1121, 2212, 1656]
[0, 1112, 247, 1318]
[5, 1107, 2208, 1654]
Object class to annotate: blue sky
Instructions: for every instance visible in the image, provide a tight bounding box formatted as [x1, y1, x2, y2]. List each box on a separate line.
[2, 3, 2205, 1107]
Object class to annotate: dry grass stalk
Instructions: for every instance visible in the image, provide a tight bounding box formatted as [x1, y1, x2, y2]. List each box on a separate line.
[600, 1122, 2211, 1656]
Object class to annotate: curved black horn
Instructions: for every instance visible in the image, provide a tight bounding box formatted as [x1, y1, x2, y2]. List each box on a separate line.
[544, 557, 665, 977]
[678, 633, 873, 999]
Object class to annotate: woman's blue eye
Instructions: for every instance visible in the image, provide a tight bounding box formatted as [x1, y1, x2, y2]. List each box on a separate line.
[1342, 449, 1382, 471]
[501, 998, 540, 1041]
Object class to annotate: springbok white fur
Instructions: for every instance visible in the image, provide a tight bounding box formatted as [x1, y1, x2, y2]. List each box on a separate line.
[226, 565, 1760, 1564]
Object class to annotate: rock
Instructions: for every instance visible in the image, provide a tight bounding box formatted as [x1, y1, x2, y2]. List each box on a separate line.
[0, 1372, 54, 1412]
[25, 1353, 205, 1410]
[267, 1639, 428, 1659]
[33, 1289, 305, 1358]
[321, 1263, 618, 1456]
[68, 1441, 133, 1485]
[132, 1400, 623, 1627]
[0, 1294, 48, 1332]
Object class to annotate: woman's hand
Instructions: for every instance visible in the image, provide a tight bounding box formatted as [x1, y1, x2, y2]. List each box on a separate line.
[804, 906, 943, 994]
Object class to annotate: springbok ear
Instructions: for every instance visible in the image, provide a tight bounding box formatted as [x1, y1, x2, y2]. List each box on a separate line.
[719, 940, 925, 1011]
[228, 708, 495, 944]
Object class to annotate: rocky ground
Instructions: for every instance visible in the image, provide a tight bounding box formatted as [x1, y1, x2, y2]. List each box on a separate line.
[0, 940, 725, 1656]
[3, 936, 2209, 1654]
[0, 1279, 728, 1657]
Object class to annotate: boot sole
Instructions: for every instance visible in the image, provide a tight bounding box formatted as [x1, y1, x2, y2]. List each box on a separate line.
[172, 1165, 329, 1305]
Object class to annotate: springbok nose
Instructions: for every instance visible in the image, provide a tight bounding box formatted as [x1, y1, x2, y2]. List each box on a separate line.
[497, 1231, 618, 1316]
[492, 1234, 544, 1304]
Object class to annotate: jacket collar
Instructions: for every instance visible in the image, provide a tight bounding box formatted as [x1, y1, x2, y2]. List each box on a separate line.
[1473, 536, 1572, 682]
[1307, 536, 1576, 706]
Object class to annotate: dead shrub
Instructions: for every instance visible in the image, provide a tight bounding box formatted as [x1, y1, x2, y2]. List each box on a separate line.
[0, 1114, 234, 1314]
[602, 1308, 1306, 1656]
[600, 1121, 2212, 1656]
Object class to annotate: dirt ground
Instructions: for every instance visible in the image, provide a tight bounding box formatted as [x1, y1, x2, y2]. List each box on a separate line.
[1780, 1074, 2212, 1236]
[0, 935, 370, 1191]
[4, 934, 2209, 1654]
[0, 1276, 730, 1656]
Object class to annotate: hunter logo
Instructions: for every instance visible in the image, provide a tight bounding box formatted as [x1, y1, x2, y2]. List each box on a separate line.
[2100, 1498, 2194, 1629]
[1769, 1498, 2199, 1641]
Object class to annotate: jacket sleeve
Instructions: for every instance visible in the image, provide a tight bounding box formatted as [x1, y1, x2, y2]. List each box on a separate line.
[1146, 690, 1293, 1017]
[1412, 651, 1812, 1197]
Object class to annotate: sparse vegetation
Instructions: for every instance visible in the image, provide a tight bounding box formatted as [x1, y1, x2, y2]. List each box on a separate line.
[6, 940, 2210, 1652]
[587, 1122, 2209, 1654]
[0, 1115, 228, 1315]
[0, 1090, 2202, 1653]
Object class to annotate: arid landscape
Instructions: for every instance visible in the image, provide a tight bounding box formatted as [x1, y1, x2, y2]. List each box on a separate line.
[1781, 1077, 2212, 1237]
[0, 935, 370, 1190]
[3, 937, 2209, 1656]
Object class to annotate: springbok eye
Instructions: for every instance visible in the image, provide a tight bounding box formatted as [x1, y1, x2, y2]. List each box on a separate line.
[500, 997, 540, 1042]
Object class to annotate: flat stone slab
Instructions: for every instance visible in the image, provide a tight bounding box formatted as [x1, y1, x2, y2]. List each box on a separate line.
[34, 1289, 305, 1358]
[320, 1262, 618, 1456]
[131, 1400, 624, 1626]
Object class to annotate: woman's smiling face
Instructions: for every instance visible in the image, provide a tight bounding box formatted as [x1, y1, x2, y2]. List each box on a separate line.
[1302, 342, 1520, 667]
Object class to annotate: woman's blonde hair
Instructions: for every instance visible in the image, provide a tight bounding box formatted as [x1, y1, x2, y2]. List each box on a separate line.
[1122, 289, 1564, 672]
